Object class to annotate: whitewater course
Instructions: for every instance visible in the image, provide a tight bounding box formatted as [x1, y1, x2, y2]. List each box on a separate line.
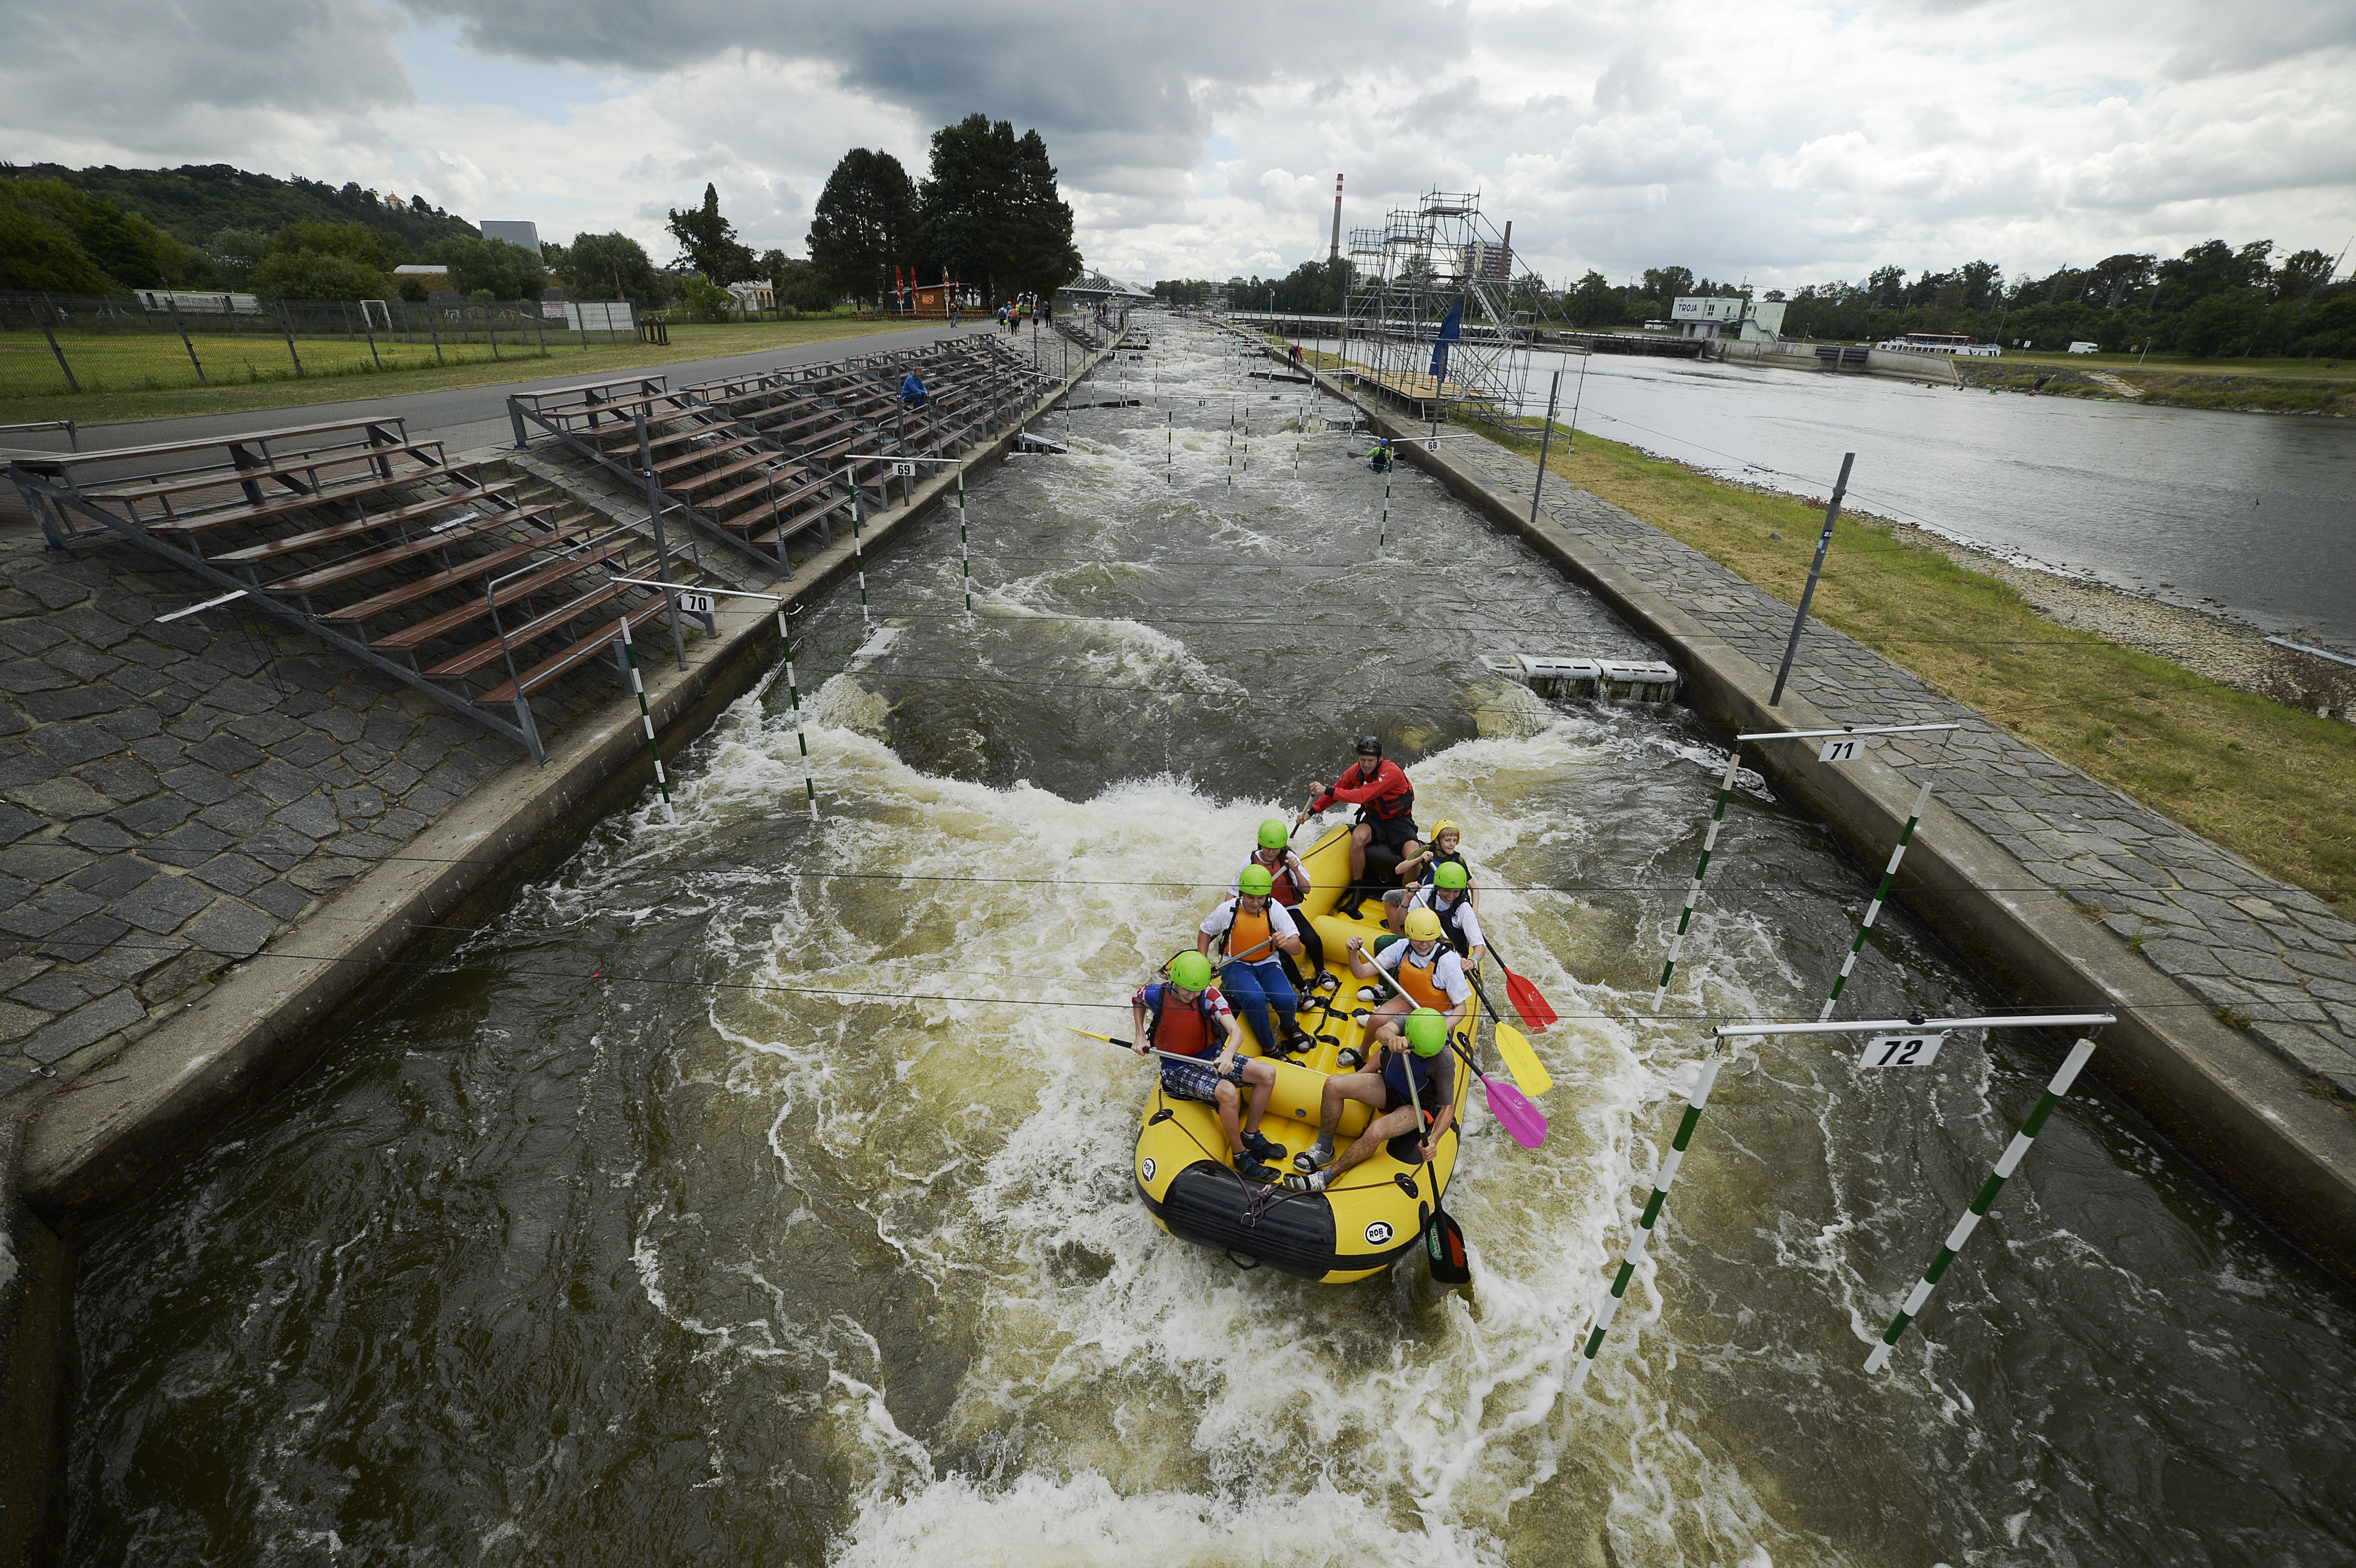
[12, 315, 2356, 1563]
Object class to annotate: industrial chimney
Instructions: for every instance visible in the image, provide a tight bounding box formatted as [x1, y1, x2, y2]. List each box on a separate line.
[1329, 174, 1344, 261]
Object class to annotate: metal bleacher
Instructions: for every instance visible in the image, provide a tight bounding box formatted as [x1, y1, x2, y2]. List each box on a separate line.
[5, 416, 681, 762]
[3, 334, 1067, 767]
[506, 334, 1051, 574]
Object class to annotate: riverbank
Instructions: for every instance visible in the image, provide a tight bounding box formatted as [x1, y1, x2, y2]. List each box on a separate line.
[1952, 361, 2350, 415]
[1484, 418, 2356, 912]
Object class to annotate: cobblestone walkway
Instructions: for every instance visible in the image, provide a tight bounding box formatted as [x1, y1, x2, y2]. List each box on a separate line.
[1439, 431, 2356, 1093]
[0, 539, 531, 1093]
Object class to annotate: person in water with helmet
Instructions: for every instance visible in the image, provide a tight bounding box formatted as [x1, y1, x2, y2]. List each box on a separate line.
[1368, 437, 1394, 472]
[1131, 952, 1285, 1179]
[1286, 1006, 1457, 1192]
[1233, 819, 1327, 992]
[1407, 861, 1485, 971]
[1199, 865, 1314, 1058]
[1296, 736, 1420, 919]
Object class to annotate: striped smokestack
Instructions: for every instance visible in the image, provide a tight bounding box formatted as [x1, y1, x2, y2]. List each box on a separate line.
[1330, 174, 1343, 261]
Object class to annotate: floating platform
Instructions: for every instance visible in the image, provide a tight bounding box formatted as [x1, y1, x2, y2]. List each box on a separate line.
[1481, 653, 1681, 702]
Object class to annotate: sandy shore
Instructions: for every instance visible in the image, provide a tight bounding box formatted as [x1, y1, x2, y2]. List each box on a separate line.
[1868, 512, 2354, 719]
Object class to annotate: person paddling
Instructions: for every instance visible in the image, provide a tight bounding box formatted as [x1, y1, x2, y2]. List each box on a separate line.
[1398, 818, 1476, 907]
[1199, 866, 1314, 1058]
[1296, 736, 1420, 918]
[1131, 952, 1285, 1179]
[1286, 1007, 1457, 1192]
[1234, 819, 1328, 992]
[1408, 861, 1486, 971]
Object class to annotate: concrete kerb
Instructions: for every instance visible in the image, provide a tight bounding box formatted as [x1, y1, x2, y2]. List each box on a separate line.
[1226, 324, 2356, 1284]
[12, 341, 1110, 1225]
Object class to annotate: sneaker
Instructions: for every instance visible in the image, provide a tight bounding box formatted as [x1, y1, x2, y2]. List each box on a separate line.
[1241, 1129, 1284, 1164]
[1292, 1141, 1334, 1174]
[1283, 1169, 1330, 1193]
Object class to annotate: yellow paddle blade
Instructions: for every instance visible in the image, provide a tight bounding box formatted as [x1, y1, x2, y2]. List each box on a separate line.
[1494, 1021, 1552, 1097]
[1063, 1026, 1119, 1044]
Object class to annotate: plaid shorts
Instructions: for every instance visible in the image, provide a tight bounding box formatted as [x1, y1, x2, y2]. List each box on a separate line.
[1159, 1053, 1246, 1103]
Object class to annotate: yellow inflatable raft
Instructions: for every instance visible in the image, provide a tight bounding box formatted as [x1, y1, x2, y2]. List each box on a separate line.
[1131, 823, 1479, 1282]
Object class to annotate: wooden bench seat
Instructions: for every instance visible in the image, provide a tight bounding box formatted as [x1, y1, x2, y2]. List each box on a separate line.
[676, 449, 799, 499]
[472, 598, 676, 705]
[369, 544, 630, 651]
[316, 513, 601, 623]
[96, 442, 446, 515]
[425, 579, 633, 679]
[210, 481, 522, 565]
[267, 505, 552, 594]
[139, 454, 454, 534]
[706, 469, 834, 520]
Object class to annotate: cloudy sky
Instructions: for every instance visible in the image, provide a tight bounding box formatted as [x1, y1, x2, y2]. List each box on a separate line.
[4, 0, 2352, 292]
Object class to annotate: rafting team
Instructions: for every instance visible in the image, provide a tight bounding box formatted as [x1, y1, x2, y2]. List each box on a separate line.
[1128, 735, 1485, 1191]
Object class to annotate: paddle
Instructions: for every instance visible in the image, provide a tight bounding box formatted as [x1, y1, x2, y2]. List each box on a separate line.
[1064, 1025, 1244, 1072]
[1483, 940, 1559, 1031]
[1363, 949, 1547, 1150]
[1462, 969, 1553, 1098]
[1397, 1024, 1471, 1285]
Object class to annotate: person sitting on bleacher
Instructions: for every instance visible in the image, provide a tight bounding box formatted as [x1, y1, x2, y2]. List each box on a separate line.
[901, 371, 927, 409]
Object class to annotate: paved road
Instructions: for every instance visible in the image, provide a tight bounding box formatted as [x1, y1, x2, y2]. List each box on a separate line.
[20, 318, 1063, 462]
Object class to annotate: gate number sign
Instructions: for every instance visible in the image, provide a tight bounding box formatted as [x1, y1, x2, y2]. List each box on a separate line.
[1424, 438, 1440, 451]
[891, 461, 917, 477]
[676, 591, 715, 616]
[1819, 737, 1863, 762]
[1858, 1032, 1944, 1068]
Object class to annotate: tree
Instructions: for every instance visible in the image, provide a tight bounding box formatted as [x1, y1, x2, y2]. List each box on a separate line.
[564, 231, 666, 305]
[1640, 265, 1694, 316]
[2279, 248, 2337, 304]
[268, 220, 396, 272]
[207, 228, 270, 266]
[679, 275, 734, 321]
[808, 148, 917, 304]
[666, 182, 756, 283]
[1565, 270, 1625, 327]
[1, 176, 189, 287]
[918, 114, 1079, 302]
[429, 234, 546, 300]
[249, 250, 390, 300]
[0, 183, 122, 292]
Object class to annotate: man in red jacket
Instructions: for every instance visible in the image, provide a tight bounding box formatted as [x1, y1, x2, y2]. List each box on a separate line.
[1296, 735, 1421, 918]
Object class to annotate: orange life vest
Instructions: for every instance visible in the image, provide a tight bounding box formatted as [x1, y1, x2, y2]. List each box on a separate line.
[1226, 899, 1279, 964]
[1392, 944, 1451, 1010]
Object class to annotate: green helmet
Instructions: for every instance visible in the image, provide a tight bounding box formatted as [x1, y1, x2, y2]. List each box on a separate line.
[1434, 861, 1469, 891]
[1169, 952, 1213, 991]
[1257, 819, 1288, 850]
[1238, 865, 1275, 897]
[1405, 1008, 1448, 1057]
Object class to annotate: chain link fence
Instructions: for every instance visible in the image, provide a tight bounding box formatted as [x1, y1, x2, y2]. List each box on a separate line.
[0, 290, 658, 399]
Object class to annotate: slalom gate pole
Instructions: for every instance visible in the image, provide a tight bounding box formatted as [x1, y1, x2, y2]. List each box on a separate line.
[1820, 772, 1935, 1021]
[849, 481, 870, 625]
[1652, 747, 1743, 1012]
[1377, 465, 1391, 555]
[616, 617, 675, 823]
[1167, 408, 1173, 485]
[957, 467, 973, 620]
[1570, 1054, 1723, 1392]
[777, 606, 818, 822]
[1865, 1037, 2099, 1372]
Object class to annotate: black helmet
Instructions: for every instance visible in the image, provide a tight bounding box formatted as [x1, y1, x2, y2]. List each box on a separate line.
[1355, 735, 1383, 757]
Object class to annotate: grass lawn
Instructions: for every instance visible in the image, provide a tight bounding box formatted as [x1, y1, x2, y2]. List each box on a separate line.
[1472, 414, 2356, 911]
[0, 315, 965, 428]
[1990, 348, 2355, 381]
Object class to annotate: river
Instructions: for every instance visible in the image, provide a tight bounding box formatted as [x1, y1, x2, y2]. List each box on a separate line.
[63, 317, 2356, 1565]
[1323, 330, 2356, 652]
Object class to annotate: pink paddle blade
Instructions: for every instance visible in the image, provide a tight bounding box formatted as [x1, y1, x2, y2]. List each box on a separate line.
[1481, 1076, 1549, 1149]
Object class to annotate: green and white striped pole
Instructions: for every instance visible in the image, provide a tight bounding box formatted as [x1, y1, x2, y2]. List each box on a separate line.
[849, 481, 870, 626]
[1652, 747, 1743, 1013]
[1570, 1053, 1723, 1392]
[956, 466, 973, 621]
[616, 615, 675, 823]
[777, 605, 818, 823]
[1820, 774, 1933, 1021]
[1376, 464, 1392, 555]
[1167, 408, 1173, 486]
[1865, 1036, 2098, 1372]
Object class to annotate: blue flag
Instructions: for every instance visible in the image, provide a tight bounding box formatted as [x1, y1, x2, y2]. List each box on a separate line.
[1429, 300, 1463, 380]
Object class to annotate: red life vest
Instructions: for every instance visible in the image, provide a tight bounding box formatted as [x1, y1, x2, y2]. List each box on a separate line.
[1251, 847, 1307, 907]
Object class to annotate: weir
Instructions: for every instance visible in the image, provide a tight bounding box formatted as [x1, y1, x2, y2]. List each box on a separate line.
[4, 311, 2353, 1564]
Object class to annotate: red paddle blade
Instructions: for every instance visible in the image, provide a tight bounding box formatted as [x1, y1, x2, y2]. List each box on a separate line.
[1481, 1078, 1549, 1150]
[1424, 1208, 1471, 1283]
[1504, 968, 1557, 1031]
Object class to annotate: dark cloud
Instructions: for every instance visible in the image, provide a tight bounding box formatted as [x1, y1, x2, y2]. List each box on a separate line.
[0, 0, 409, 149]
[398, 0, 1469, 176]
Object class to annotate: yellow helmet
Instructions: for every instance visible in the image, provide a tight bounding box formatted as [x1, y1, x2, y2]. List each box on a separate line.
[1405, 909, 1444, 942]
[1429, 818, 1460, 843]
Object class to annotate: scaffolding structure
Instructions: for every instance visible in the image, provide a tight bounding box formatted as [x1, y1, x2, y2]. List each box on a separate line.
[1344, 190, 1535, 429]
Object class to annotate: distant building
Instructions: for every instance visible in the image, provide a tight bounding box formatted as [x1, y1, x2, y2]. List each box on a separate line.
[1671, 295, 1786, 342]
[726, 280, 775, 312]
[480, 220, 541, 253]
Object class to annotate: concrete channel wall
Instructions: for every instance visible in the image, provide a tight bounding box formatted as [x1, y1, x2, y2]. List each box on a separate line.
[1207, 320, 2356, 1287]
[0, 336, 1114, 1545]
